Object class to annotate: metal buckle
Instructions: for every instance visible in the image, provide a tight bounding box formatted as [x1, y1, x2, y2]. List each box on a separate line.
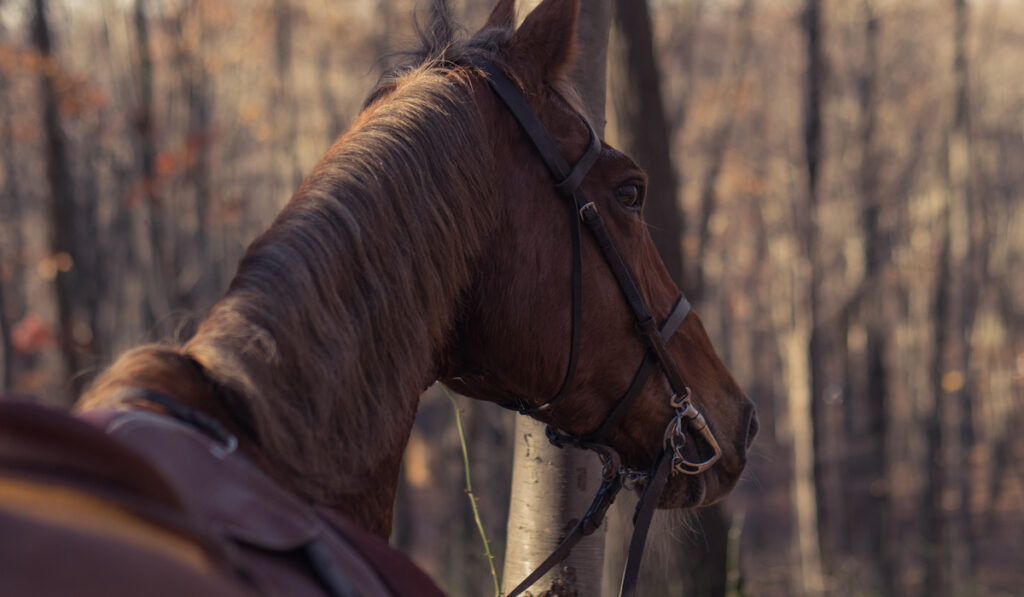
[578, 201, 597, 221]
[669, 387, 691, 409]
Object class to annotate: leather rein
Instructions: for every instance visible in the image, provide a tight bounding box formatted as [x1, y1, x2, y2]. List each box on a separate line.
[465, 57, 724, 597]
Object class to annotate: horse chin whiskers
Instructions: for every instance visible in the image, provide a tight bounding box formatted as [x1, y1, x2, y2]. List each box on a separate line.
[657, 473, 706, 509]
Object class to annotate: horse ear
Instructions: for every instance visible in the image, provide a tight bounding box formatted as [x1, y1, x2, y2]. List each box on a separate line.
[482, 0, 515, 30]
[508, 0, 579, 83]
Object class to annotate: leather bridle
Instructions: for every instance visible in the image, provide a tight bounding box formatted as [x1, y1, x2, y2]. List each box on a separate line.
[465, 57, 724, 597]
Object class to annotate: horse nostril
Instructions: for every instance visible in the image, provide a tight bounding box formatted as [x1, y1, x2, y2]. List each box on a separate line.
[744, 405, 759, 451]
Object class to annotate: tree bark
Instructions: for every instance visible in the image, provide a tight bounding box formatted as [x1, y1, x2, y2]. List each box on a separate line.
[31, 0, 81, 398]
[604, 1, 732, 595]
[131, 0, 167, 332]
[791, 1, 826, 594]
[0, 14, 18, 391]
[501, 3, 612, 595]
[693, 0, 754, 306]
[607, 0, 682, 285]
[274, 0, 303, 192]
[846, 0, 892, 589]
[0, 255, 11, 391]
[163, 2, 214, 311]
[924, 1, 973, 594]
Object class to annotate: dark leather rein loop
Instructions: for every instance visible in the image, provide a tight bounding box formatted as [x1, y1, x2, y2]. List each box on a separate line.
[465, 57, 724, 597]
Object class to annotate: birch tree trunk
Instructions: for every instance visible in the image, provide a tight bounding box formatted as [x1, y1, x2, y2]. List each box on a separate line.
[501, 3, 612, 595]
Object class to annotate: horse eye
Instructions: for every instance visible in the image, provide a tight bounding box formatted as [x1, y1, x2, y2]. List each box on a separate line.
[616, 183, 644, 210]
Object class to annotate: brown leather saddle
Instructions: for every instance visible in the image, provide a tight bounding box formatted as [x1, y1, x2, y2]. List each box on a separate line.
[0, 398, 444, 597]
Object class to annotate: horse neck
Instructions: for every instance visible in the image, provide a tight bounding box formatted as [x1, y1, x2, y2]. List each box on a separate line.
[181, 76, 496, 536]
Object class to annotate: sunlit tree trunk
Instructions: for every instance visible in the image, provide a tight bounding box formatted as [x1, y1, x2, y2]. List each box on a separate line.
[788, 0, 826, 594]
[502, 3, 612, 595]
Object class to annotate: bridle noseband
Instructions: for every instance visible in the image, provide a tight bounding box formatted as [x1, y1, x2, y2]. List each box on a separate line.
[465, 57, 723, 597]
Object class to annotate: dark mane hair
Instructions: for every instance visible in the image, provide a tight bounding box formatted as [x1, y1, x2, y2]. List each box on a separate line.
[364, 0, 514, 109]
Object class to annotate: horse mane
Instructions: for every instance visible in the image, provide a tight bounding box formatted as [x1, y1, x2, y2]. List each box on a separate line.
[367, 0, 584, 118]
[79, 7, 516, 517]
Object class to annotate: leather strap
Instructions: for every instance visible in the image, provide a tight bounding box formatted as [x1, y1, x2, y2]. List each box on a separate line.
[578, 206, 690, 397]
[619, 452, 672, 597]
[506, 297, 688, 597]
[470, 56, 692, 405]
[113, 387, 238, 456]
[583, 295, 690, 443]
[465, 57, 575, 184]
[466, 56, 603, 414]
[554, 120, 602, 196]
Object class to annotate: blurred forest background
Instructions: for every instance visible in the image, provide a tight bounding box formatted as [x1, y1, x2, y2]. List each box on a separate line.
[1, 0, 1022, 595]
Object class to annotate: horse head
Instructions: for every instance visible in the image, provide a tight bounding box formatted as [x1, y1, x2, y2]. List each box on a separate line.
[438, 0, 758, 509]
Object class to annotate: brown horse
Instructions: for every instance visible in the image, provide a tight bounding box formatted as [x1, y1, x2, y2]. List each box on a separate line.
[0, 0, 756, 595]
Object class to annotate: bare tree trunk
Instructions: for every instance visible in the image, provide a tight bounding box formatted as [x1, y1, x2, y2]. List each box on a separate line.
[607, 0, 682, 284]
[0, 14, 18, 391]
[925, 1, 973, 594]
[318, 42, 346, 141]
[502, 3, 612, 595]
[693, 0, 754, 305]
[604, 1, 682, 594]
[845, 0, 892, 590]
[604, 1, 736, 595]
[181, 17, 213, 309]
[274, 0, 303, 191]
[0, 257, 11, 391]
[789, 1, 826, 594]
[164, 2, 214, 311]
[31, 0, 81, 398]
[131, 0, 166, 332]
